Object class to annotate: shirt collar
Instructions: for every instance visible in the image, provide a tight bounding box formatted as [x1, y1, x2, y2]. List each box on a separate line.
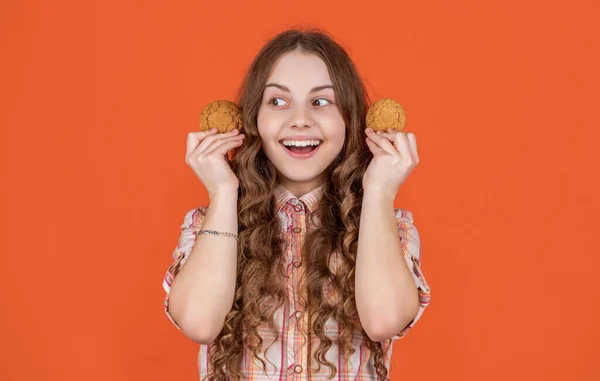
[275, 183, 327, 213]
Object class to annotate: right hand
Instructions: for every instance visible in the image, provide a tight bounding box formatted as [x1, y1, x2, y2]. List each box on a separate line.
[186, 128, 245, 197]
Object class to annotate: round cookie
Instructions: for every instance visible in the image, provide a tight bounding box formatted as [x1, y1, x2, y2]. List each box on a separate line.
[199, 100, 243, 133]
[366, 98, 406, 132]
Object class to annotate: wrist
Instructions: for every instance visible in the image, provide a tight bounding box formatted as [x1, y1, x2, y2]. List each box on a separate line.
[362, 185, 397, 204]
[209, 186, 239, 203]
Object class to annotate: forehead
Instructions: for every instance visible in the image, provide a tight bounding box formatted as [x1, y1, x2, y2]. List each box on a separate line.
[266, 51, 332, 91]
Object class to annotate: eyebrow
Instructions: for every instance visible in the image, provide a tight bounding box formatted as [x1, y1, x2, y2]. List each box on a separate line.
[265, 83, 334, 93]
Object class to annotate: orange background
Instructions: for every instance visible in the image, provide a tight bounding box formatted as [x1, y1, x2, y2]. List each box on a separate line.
[1, 0, 599, 380]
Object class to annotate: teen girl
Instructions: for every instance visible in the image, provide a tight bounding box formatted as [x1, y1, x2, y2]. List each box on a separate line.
[162, 28, 431, 381]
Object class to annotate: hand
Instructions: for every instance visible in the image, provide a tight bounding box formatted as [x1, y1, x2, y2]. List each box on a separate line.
[363, 127, 419, 199]
[186, 128, 245, 198]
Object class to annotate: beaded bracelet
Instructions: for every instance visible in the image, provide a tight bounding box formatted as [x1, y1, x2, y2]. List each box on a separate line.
[195, 229, 238, 240]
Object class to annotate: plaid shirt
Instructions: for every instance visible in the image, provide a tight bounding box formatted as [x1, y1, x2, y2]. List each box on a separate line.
[163, 183, 431, 380]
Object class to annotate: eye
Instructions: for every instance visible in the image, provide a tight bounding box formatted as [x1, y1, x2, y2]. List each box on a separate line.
[313, 98, 331, 107]
[268, 97, 287, 107]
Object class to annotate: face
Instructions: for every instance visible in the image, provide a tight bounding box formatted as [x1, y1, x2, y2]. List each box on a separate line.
[257, 50, 346, 197]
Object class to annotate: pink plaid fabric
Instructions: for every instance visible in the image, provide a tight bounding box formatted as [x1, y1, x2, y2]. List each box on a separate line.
[163, 184, 431, 380]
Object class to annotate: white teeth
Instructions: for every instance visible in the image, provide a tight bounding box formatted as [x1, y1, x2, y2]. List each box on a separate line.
[282, 140, 321, 147]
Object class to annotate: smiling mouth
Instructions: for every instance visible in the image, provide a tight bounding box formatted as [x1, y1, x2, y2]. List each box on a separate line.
[282, 144, 317, 153]
[279, 141, 322, 154]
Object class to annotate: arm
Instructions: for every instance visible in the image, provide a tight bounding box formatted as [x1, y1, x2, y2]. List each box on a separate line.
[164, 188, 239, 344]
[355, 189, 421, 342]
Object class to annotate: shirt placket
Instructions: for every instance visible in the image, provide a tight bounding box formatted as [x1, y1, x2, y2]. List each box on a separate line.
[285, 198, 307, 381]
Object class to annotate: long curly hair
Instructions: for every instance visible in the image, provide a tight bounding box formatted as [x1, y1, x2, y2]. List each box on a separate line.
[205, 27, 393, 381]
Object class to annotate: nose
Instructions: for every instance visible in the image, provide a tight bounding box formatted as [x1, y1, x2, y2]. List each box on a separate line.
[290, 105, 314, 129]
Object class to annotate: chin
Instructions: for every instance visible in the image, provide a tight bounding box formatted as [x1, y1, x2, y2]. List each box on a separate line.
[276, 167, 324, 183]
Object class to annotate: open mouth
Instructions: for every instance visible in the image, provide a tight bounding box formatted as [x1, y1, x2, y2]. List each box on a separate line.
[279, 140, 323, 158]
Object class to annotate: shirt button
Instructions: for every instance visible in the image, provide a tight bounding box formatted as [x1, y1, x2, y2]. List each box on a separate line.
[294, 365, 303, 373]
[294, 204, 303, 212]
[292, 259, 302, 267]
[295, 311, 302, 319]
[293, 227, 301, 233]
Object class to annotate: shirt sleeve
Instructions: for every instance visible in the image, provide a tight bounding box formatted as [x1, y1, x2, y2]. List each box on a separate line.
[390, 208, 431, 341]
[162, 206, 208, 331]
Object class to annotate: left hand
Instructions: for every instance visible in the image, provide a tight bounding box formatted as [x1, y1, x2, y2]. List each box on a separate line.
[363, 127, 420, 198]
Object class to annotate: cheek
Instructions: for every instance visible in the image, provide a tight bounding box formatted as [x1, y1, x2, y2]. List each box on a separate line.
[257, 109, 279, 136]
[256, 109, 265, 134]
[256, 117, 278, 157]
[256, 112, 271, 142]
[335, 133, 346, 154]
[327, 121, 346, 150]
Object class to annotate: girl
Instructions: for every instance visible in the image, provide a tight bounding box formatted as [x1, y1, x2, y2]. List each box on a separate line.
[163, 28, 431, 381]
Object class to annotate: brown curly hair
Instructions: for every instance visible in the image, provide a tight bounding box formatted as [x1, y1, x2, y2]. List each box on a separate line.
[204, 27, 393, 381]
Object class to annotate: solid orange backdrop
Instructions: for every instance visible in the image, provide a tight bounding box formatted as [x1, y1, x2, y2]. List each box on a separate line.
[1, 0, 599, 380]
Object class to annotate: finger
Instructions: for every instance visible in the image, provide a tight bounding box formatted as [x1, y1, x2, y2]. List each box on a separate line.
[204, 135, 245, 155]
[393, 132, 414, 161]
[195, 129, 240, 154]
[378, 131, 415, 159]
[375, 130, 398, 143]
[365, 137, 385, 155]
[376, 130, 409, 142]
[186, 128, 217, 158]
[366, 131, 399, 156]
[224, 150, 232, 164]
[210, 138, 246, 158]
[406, 133, 419, 162]
[378, 131, 419, 164]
